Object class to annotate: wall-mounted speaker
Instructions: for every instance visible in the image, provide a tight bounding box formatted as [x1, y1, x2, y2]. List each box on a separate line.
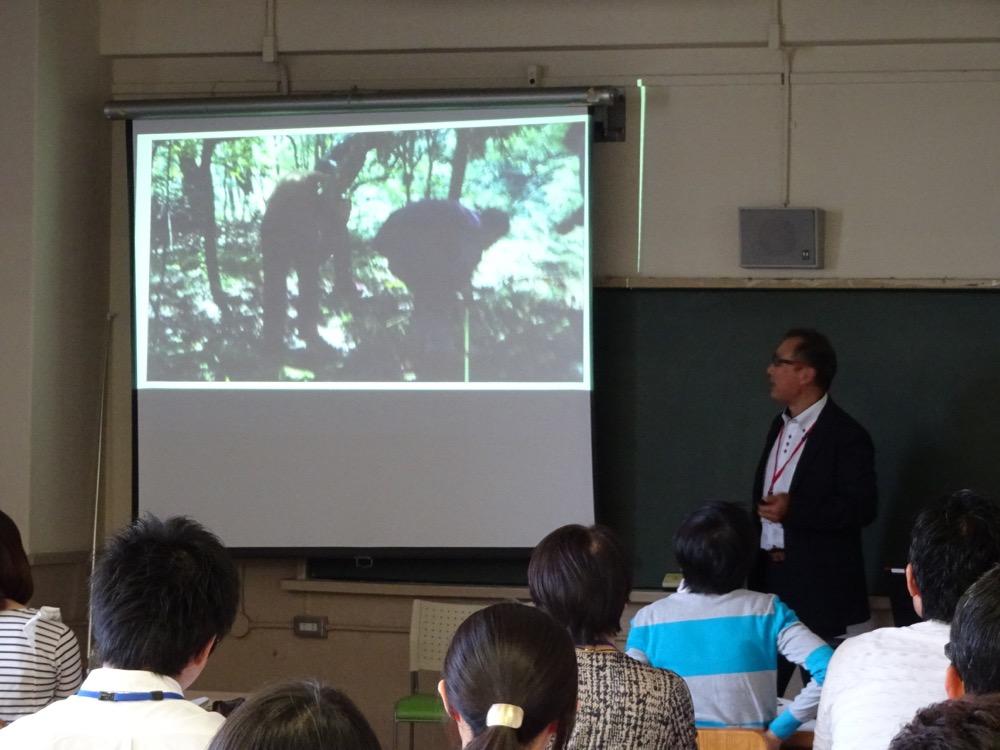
[739, 208, 824, 269]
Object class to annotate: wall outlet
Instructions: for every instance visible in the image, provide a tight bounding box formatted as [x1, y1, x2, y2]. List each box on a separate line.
[292, 615, 329, 639]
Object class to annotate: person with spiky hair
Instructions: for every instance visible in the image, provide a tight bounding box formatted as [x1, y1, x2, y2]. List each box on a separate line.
[0, 515, 239, 750]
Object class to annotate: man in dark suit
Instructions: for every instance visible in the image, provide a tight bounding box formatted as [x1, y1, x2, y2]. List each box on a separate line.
[749, 329, 877, 683]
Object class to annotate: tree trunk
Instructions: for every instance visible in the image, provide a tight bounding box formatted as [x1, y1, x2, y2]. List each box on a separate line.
[449, 129, 472, 200]
[196, 140, 228, 322]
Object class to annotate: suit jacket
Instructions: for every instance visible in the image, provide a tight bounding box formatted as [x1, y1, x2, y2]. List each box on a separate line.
[749, 398, 877, 638]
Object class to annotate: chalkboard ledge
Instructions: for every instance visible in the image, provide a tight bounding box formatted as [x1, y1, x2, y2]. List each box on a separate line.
[282, 579, 893, 618]
[596, 276, 1000, 290]
[281, 579, 669, 604]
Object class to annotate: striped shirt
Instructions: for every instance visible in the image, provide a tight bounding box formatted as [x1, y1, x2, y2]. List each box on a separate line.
[625, 588, 833, 740]
[0, 606, 83, 722]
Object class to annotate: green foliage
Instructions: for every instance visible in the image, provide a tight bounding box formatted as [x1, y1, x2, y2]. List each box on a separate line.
[470, 284, 585, 382]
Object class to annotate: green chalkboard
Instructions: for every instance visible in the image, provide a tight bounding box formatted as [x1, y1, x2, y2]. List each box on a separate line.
[592, 288, 1000, 591]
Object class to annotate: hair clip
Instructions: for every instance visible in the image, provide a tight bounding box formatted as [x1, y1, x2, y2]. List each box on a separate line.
[486, 703, 524, 729]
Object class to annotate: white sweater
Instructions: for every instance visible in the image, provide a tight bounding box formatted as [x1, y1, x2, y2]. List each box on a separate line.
[813, 620, 950, 750]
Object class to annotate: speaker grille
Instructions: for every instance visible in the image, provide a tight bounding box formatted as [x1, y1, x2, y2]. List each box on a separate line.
[740, 208, 824, 269]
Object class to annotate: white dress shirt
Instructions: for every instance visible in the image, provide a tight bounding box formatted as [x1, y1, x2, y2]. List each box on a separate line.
[0, 667, 224, 750]
[760, 394, 828, 550]
[812, 620, 950, 750]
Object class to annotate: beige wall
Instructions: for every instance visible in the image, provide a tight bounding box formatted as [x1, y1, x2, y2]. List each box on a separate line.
[1, 2, 996, 748]
[30, 0, 111, 555]
[98, 0, 1000, 537]
[0, 2, 40, 538]
[191, 563, 699, 748]
[98, 0, 1000, 53]
[0, 0, 109, 555]
[193, 567, 891, 747]
[95, 3, 997, 748]
[99, 1, 1000, 283]
[197, 561, 425, 747]
[99, 0, 1000, 526]
[30, 552, 92, 670]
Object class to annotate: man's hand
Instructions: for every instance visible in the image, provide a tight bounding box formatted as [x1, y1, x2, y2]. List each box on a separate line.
[762, 730, 782, 750]
[758, 493, 791, 523]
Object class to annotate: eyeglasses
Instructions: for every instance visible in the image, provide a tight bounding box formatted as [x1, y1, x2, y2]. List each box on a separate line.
[770, 354, 801, 367]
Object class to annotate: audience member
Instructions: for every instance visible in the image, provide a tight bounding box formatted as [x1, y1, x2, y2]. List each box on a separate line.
[438, 602, 577, 750]
[0, 515, 239, 749]
[529, 524, 696, 749]
[0, 510, 82, 723]
[888, 694, 1000, 750]
[207, 679, 380, 750]
[626, 502, 831, 749]
[814, 489, 1000, 750]
[944, 564, 1000, 698]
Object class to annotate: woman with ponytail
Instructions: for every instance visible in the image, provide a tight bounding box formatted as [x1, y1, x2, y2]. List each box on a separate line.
[438, 602, 577, 750]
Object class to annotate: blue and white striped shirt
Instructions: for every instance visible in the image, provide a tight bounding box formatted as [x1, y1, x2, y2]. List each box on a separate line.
[625, 587, 832, 739]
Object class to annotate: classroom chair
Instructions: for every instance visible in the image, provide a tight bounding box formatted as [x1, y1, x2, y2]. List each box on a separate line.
[392, 599, 487, 750]
[697, 728, 814, 749]
[697, 728, 770, 750]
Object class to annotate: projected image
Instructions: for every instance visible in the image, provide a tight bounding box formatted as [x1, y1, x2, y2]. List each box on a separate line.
[138, 117, 587, 385]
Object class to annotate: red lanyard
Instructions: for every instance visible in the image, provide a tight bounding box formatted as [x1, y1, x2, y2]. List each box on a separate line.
[767, 422, 813, 495]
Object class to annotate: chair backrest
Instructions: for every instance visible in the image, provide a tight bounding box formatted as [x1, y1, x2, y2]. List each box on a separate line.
[697, 728, 770, 750]
[408, 599, 488, 674]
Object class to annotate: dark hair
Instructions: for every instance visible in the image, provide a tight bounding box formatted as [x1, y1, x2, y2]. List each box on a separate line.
[208, 679, 381, 750]
[674, 501, 756, 595]
[889, 694, 1000, 750]
[528, 524, 631, 645]
[948, 565, 1000, 695]
[0, 510, 33, 604]
[442, 602, 577, 750]
[91, 515, 239, 676]
[908, 490, 1000, 623]
[784, 328, 837, 391]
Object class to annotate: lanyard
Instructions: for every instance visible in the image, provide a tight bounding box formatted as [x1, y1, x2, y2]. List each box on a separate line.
[77, 690, 184, 702]
[767, 421, 813, 496]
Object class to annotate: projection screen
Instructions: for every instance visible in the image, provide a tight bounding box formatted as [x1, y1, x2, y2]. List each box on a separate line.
[131, 106, 594, 551]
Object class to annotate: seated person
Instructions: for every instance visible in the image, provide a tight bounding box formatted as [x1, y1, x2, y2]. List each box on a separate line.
[814, 490, 1000, 750]
[0, 510, 82, 722]
[529, 524, 696, 749]
[888, 694, 1000, 750]
[625, 501, 832, 749]
[945, 564, 1000, 699]
[438, 602, 577, 750]
[208, 679, 380, 750]
[0, 515, 239, 749]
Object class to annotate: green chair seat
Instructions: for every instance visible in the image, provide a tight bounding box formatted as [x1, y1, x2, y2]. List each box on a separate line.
[394, 692, 445, 723]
